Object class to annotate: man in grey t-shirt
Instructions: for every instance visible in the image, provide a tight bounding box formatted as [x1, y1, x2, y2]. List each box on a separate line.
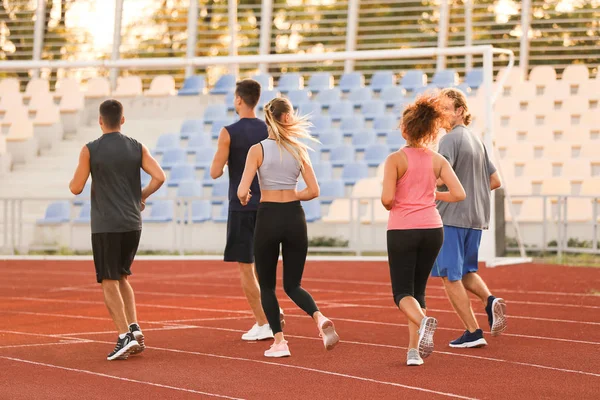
[431, 88, 507, 349]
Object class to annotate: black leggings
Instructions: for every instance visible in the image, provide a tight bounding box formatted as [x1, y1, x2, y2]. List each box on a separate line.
[254, 201, 319, 334]
[387, 228, 444, 309]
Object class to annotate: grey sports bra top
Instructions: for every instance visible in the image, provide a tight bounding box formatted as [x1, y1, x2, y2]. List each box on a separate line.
[258, 139, 301, 191]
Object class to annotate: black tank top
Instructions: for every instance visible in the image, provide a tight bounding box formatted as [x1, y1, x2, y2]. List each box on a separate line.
[226, 118, 268, 211]
[86, 132, 143, 233]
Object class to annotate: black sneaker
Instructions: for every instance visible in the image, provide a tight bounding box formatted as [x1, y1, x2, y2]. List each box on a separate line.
[485, 296, 507, 337]
[449, 329, 488, 348]
[107, 332, 140, 361]
[129, 323, 145, 354]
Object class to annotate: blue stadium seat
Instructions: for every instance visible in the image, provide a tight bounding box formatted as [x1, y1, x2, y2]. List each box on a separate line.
[168, 164, 196, 187]
[319, 180, 344, 204]
[339, 72, 364, 93]
[330, 144, 355, 167]
[146, 185, 168, 205]
[401, 70, 427, 92]
[214, 202, 229, 223]
[73, 182, 91, 206]
[315, 88, 341, 109]
[373, 115, 399, 136]
[154, 133, 180, 155]
[160, 148, 187, 170]
[312, 161, 333, 181]
[176, 180, 204, 198]
[454, 83, 473, 96]
[308, 72, 333, 93]
[310, 115, 332, 134]
[178, 75, 206, 96]
[352, 130, 377, 151]
[387, 133, 406, 151]
[141, 170, 151, 186]
[369, 71, 396, 93]
[316, 131, 342, 151]
[392, 102, 410, 116]
[465, 68, 484, 89]
[329, 100, 354, 122]
[302, 199, 322, 222]
[211, 118, 235, 139]
[224, 91, 236, 112]
[73, 202, 91, 224]
[258, 89, 279, 110]
[412, 85, 438, 97]
[191, 200, 212, 223]
[361, 99, 385, 120]
[308, 147, 322, 164]
[193, 147, 216, 169]
[341, 162, 369, 186]
[286, 89, 310, 105]
[380, 86, 406, 108]
[186, 133, 211, 154]
[276, 73, 303, 93]
[432, 69, 458, 88]
[211, 178, 229, 205]
[340, 115, 365, 136]
[145, 200, 174, 223]
[364, 143, 390, 167]
[203, 104, 228, 124]
[210, 74, 236, 95]
[348, 87, 373, 108]
[252, 73, 273, 90]
[37, 201, 70, 225]
[180, 119, 204, 140]
[297, 101, 322, 117]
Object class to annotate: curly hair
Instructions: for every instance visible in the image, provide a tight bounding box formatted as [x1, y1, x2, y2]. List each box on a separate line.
[400, 94, 446, 147]
[440, 87, 472, 125]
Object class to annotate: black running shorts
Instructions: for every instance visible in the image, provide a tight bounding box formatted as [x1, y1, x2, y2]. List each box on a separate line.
[224, 210, 257, 264]
[91, 230, 142, 283]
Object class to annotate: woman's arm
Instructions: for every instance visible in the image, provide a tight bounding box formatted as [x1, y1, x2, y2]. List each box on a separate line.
[237, 144, 262, 206]
[435, 156, 466, 202]
[297, 159, 320, 201]
[381, 155, 398, 211]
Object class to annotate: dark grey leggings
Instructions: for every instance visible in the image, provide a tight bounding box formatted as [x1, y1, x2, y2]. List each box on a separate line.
[254, 201, 319, 334]
[387, 228, 444, 309]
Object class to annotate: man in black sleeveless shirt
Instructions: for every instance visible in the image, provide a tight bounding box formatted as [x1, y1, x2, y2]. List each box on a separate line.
[69, 100, 166, 360]
[211, 80, 283, 341]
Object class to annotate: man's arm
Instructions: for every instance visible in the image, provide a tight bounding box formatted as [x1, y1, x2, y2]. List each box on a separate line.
[210, 128, 230, 179]
[141, 144, 166, 204]
[69, 146, 91, 195]
[490, 171, 502, 191]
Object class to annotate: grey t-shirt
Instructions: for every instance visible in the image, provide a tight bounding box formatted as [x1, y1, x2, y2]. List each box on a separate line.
[436, 125, 497, 230]
[86, 132, 143, 234]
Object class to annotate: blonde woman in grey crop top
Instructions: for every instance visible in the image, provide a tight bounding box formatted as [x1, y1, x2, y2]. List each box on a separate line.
[237, 97, 340, 359]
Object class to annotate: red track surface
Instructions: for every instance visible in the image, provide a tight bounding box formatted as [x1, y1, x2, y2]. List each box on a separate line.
[1, 259, 599, 399]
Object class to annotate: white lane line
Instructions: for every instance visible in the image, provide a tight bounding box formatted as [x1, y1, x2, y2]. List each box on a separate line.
[0, 341, 92, 350]
[0, 356, 245, 399]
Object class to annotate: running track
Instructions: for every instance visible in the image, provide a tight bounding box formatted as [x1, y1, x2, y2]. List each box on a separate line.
[0, 259, 599, 399]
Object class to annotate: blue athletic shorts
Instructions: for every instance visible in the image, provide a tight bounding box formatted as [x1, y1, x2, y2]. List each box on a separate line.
[431, 226, 482, 282]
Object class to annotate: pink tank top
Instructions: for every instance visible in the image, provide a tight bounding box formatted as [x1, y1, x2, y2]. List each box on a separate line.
[387, 147, 443, 230]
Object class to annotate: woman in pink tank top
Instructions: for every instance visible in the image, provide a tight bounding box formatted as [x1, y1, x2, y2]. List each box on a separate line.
[381, 94, 466, 366]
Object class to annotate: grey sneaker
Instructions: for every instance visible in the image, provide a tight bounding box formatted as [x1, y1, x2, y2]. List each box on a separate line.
[417, 316, 438, 359]
[407, 348, 424, 366]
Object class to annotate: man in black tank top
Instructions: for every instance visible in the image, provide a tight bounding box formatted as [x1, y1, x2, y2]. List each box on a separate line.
[69, 100, 166, 360]
[210, 79, 282, 340]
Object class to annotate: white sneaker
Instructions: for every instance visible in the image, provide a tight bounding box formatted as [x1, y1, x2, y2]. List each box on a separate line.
[241, 323, 274, 341]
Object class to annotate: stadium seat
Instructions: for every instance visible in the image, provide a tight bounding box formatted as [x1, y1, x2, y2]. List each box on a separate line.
[211, 178, 229, 204]
[73, 202, 91, 224]
[317, 131, 343, 151]
[85, 77, 111, 98]
[465, 68, 484, 89]
[364, 143, 389, 167]
[168, 164, 196, 187]
[307, 72, 333, 93]
[214, 202, 229, 223]
[191, 200, 212, 223]
[73, 182, 91, 206]
[561, 64, 589, 83]
[286, 89, 311, 105]
[211, 118, 235, 139]
[225, 91, 236, 112]
[369, 71, 396, 93]
[360, 202, 389, 224]
[352, 130, 377, 151]
[302, 199, 322, 222]
[180, 119, 204, 139]
[412, 85, 438, 97]
[145, 75, 176, 96]
[160, 148, 187, 170]
[145, 200, 174, 223]
[348, 87, 373, 108]
[312, 161, 333, 181]
[322, 198, 360, 223]
[341, 162, 369, 185]
[141, 170, 151, 186]
[330, 144, 355, 167]
[147, 185, 169, 204]
[352, 177, 383, 204]
[454, 83, 472, 96]
[37, 201, 70, 224]
[298, 101, 322, 117]
[432, 69, 459, 88]
[24, 78, 49, 100]
[373, 115, 398, 135]
[55, 78, 81, 98]
[401, 70, 427, 92]
[339, 72, 364, 93]
[113, 76, 142, 97]
[178, 75, 206, 96]
[340, 115, 365, 136]
[276, 73, 303, 93]
[210, 74, 236, 95]
[529, 66, 557, 83]
[252, 73, 273, 90]
[379, 86, 406, 108]
[386, 134, 406, 151]
[203, 104, 228, 124]
[154, 133, 180, 154]
[6, 119, 36, 164]
[194, 147, 216, 169]
[176, 180, 204, 198]
[310, 115, 332, 135]
[315, 88, 341, 109]
[0, 78, 20, 96]
[319, 180, 344, 204]
[186, 133, 211, 154]
[328, 100, 354, 121]
[361, 99, 385, 120]
[258, 89, 279, 110]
